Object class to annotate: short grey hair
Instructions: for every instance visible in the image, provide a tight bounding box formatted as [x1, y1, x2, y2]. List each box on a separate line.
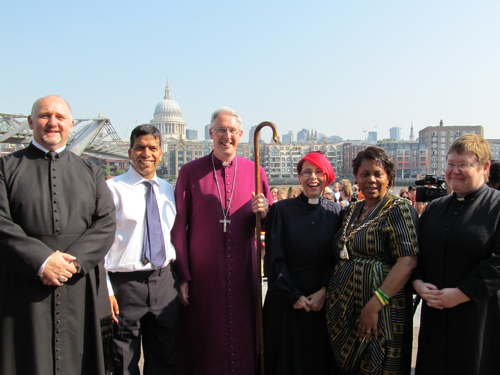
[210, 106, 242, 129]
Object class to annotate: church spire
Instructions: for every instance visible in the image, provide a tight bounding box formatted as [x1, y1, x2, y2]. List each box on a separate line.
[164, 79, 171, 100]
[409, 121, 415, 142]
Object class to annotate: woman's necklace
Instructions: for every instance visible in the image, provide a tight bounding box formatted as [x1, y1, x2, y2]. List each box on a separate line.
[358, 200, 381, 221]
[212, 153, 237, 233]
[339, 198, 402, 260]
[361, 200, 380, 213]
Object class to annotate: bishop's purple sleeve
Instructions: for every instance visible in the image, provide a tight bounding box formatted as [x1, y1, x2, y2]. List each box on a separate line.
[171, 167, 192, 283]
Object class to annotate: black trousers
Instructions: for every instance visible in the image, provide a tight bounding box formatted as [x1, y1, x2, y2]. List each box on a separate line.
[109, 264, 179, 375]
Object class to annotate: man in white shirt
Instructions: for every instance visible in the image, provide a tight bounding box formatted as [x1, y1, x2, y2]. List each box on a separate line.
[105, 125, 178, 375]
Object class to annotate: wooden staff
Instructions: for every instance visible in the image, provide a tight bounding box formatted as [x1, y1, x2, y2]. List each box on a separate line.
[253, 121, 278, 375]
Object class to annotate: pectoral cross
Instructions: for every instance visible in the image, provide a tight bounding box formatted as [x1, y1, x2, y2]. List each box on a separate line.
[220, 218, 231, 232]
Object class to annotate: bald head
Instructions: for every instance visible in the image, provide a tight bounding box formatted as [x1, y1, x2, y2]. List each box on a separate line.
[31, 95, 72, 117]
[28, 95, 74, 151]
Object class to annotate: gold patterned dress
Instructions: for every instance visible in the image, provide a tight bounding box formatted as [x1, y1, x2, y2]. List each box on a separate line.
[326, 194, 418, 375]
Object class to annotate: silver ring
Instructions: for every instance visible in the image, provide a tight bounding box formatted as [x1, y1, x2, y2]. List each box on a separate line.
[60, 276, 68, 282]
[366, 330, 371, 334]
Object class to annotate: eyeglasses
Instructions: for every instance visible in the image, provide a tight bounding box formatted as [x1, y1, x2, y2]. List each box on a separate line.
[446, 162, 479, 171]
[300, 170, 325, 178]
[212, 128, 241, 135]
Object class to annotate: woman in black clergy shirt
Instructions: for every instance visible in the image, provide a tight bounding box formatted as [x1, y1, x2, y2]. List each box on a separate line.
[263, 151, 342, 375]
[413, 134, 500, 375]
[326, 146, 418, 375]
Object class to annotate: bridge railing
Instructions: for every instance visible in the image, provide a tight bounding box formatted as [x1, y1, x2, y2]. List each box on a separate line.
[0, 113, 128, 159]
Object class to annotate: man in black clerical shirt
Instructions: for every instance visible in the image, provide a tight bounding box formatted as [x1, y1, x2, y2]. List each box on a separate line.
[0, 95, 116, 375]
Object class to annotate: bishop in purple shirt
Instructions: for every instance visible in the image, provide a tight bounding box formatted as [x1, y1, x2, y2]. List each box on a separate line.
[171, 106, 272, 375]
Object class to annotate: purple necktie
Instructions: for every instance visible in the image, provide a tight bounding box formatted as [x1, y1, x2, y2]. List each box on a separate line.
[142, 180, 166, 268]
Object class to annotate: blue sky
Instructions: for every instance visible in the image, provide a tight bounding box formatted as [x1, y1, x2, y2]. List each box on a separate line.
[2, 0, 499, 142]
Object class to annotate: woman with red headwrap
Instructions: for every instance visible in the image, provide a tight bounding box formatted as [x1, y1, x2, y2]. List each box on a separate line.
[263, 151, 343, 374]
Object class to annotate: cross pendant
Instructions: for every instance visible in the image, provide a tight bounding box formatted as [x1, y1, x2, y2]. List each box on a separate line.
[220, 218, 231, 232]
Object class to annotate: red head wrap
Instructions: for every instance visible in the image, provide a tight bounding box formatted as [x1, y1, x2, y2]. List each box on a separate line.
[296, 151, 335, 186]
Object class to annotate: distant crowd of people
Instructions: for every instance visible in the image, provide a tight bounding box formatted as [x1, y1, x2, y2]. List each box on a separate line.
[271, 179, 360, 207]
[1, 96, 499, 375]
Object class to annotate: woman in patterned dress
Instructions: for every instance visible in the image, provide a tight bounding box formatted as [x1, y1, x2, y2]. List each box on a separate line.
[326, 146, 419, 375]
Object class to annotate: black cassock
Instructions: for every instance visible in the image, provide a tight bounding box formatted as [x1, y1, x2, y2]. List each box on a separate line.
[415, 184, 500, 375]
[0, 144, 116, 375]
[263, 194, 342, 375]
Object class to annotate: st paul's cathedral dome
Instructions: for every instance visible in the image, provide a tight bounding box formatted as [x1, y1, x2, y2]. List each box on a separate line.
[150, 80, 186, 149]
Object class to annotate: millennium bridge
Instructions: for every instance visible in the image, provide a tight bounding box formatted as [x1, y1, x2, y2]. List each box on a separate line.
[0, 113, 128, 159]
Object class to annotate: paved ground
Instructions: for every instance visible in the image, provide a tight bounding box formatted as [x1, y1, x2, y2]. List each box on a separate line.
[137, 282, 421, 373]
[262, 281, 421, 372]
[412, 300, 421, 373]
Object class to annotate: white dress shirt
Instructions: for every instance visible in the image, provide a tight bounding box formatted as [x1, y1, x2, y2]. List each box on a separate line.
[105, 166, 176, 295]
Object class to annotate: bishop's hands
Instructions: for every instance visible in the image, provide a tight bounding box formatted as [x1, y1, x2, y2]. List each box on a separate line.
[252, 192, 269, 219]
[179, 281, 190, 307]
[41, 252, 79, 286]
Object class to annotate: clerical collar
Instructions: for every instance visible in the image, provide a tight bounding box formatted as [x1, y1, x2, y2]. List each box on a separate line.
[299, 193, 320, 206]
[453, 184, 487, 201]
[212, 153, 235, 168]
[31, 140, 66, 154]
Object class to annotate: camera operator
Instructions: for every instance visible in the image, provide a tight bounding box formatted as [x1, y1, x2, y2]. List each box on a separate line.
[407, 185, 417, 206]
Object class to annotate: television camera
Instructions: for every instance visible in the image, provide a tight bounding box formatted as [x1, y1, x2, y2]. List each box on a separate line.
[415, 175, 447, 202]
